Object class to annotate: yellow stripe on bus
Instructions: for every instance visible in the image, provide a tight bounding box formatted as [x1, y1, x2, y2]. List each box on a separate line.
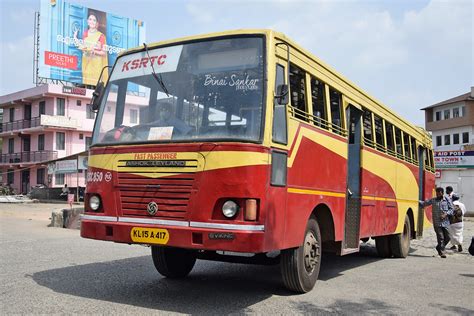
[287, 187, 346, 198]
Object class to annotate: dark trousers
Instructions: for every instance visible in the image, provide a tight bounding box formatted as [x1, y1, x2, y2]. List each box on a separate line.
[434, 225, 450, 254]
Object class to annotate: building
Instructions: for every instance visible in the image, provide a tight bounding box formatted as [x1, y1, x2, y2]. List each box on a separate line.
[0, 84, 96, 194]
[422, 87, 474, 211]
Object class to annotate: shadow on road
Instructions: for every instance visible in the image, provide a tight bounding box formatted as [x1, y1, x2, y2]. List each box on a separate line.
[31, 245, 385, 313]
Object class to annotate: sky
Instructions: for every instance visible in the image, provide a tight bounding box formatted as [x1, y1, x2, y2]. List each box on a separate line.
[0, 0, 472, 126]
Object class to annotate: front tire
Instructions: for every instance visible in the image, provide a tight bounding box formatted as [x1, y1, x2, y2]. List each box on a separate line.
[281, 217, 322, 293]
[390, 214, 411, 258]
[151, 246, 196, 278]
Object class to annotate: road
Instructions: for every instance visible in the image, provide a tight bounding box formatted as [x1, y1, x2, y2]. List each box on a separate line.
[1, 203, 473, 315]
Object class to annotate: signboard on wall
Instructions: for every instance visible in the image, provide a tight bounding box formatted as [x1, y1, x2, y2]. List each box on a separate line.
[39, 0, 146, 86]
[434, 150, 474, 169]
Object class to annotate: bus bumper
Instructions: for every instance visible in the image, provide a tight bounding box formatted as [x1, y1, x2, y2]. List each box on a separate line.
[80, 216, 266, 253]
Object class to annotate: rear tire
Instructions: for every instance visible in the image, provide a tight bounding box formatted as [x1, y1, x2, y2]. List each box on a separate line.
[151, 246, 196, 278]
[375, 236, 392, 258]
[390, 214, 411, 258]
[281, 217, 321, 293]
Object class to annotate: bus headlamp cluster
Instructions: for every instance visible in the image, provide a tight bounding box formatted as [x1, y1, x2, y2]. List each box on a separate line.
[222, 200, 239, 218]
[89, 195, 101, 211]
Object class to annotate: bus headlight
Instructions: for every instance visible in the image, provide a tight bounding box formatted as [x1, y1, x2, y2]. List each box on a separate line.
[89, 195, 101, 211]
[222, 200, 239, 218]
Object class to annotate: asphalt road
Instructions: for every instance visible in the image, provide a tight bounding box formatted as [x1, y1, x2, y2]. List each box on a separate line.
[1, 203, 473, 315]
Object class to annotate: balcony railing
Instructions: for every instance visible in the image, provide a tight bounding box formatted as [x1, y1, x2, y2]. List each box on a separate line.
[1, 117, 41, 132]
[0, 151, 58, 164]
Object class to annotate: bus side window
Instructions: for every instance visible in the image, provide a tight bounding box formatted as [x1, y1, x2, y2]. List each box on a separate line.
[363, 109, 374, 147]
[411, 137, 418, 163]
[329, 88, 343, 135]
[310, 76, 327, 129]
[385, 121, 395, 155]
[403, 132, 412, 162]
[395, 127, 403, 158]
[374, 114, 385, 151]
[289, 64, 307, 121]
[272, 64, 288, 144]
[429, 149, 435, 171]
[424, 148, 430, 171]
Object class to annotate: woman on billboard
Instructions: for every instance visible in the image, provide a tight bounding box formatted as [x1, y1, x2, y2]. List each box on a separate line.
[73, 10, 108, 85]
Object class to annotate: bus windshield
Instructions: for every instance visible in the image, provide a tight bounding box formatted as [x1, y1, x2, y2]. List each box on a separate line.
[92, 36, 265, 145]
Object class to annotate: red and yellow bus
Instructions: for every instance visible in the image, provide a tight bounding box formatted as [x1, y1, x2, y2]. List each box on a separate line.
[81, 29, 435, 293]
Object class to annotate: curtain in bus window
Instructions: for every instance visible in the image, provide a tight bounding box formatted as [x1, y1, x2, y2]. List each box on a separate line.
[395, 127, 403, 157]
[329, 88, 343, 134]
[385, 121, 395, 154]
[311, 76, 327, 129]
[289, 64, 307, 121]
[374, 114, 385, 150]
[411, 138, 418, 162]
[403, 132, 411, 160]
[363, 109, 373, 147]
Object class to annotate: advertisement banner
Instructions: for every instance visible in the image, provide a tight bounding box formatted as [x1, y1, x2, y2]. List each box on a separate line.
[55, 159, 78, 173]
[39, 0, 146, 86]
[434, 150, 474, 169]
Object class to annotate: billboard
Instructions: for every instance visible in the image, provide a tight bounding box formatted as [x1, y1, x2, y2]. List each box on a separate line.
[434, 150, 474, 169]
[39, 0, 146, 86]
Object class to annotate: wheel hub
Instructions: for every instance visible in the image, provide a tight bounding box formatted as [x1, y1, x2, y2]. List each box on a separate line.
[304, 232, 320, 274]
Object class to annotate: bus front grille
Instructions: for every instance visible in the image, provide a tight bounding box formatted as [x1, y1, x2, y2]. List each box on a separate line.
[117, 169, 196, 220]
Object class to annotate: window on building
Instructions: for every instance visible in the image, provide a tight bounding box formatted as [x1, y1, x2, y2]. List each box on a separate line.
[55, 173, 65, 185]
[403, 132, 411, 160]
[8, 138, 14, 154]
[462, 132, 469, 143]
[363, 109, 374, 147]
[374, 114, 385, 150]
[86, 104, 95, 119]
[9, 108, 15, 122]
[57, 98, 65, 116]
[38, 134, 45, 151]
[385, 121, 395, 154]
[37, 168, 45, 185]
[85, 137, 92, 150]
[444, 109, 450, 120]
[310, 77, 327, 128]
[56, 132, 65, 150]
[444, 134, 450, 145]
[329, 88, 343, 134]
[395, 127, 403, 157]
[39, 101, 46, 115]
[453, 107, 460, 118]
[453, 133, 459, 144]
[289, 64, 307, 121]
[461, 106, 466, 117]
[130, 109, 138, 124]
[435, 111, 441, 121]
[7, 169, 14, 185]
[436, 135, 442, 147]
[77, 100, 81, 106]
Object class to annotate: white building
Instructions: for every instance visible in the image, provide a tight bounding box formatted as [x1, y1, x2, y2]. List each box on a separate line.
[422, 87, 474, 213]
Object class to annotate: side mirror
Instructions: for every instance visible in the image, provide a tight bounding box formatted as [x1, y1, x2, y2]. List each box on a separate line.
[275, 84, 289, 105]
[90, 82, 105, 112]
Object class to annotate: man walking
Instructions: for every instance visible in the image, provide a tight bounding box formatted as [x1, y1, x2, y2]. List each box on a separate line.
[420, 187, 453, 258]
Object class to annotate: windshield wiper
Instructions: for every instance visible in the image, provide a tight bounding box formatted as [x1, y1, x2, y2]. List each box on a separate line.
[143, 42, 170, 97]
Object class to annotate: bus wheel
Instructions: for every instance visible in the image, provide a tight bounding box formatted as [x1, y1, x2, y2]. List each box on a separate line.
[151, 246, 196, 278]
[390, 214, 411, 258]
[375, 236, 392, 258]
[280, 217, 321, 293]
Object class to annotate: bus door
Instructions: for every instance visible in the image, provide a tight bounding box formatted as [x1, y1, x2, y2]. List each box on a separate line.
[416, 146, 425, 238]
[342, 104, 362, 254]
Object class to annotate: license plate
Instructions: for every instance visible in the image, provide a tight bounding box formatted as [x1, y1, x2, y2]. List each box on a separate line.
[130, 227, 169, 245]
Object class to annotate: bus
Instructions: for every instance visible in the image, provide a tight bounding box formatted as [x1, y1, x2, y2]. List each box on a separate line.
[81, 29, 435, 293]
